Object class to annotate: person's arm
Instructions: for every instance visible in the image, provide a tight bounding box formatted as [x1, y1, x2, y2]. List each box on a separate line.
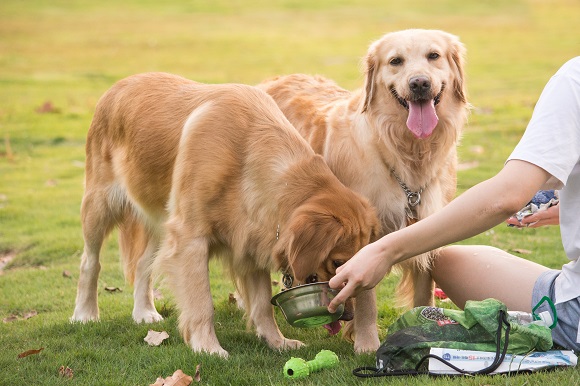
[505, 202, 560, 228]
[327, 160, 552, 312]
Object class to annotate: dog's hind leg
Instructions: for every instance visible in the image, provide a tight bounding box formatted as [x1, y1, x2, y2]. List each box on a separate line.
[118, 214, 163, 323]
[396, 255, 435, 308]
[237, 269, 304, 351]
[410, 254, 435, 307]
[132, 233, 163, 324]
[71, 188, 116, 322]
[413, 267, 435, 307]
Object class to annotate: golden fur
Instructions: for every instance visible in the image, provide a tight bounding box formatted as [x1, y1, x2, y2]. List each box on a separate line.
[259, 28, 469, 334]
[71, 72, 381, 357]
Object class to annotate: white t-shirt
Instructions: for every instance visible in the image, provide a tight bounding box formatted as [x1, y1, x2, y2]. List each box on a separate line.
[507, 56, 580, 305]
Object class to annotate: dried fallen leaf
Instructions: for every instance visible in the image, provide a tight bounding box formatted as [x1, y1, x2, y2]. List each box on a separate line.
[59, 365, 74, 378]
[512, 248, 532, 255]
[23, 310, 38, 320]
[144, 330, 169, 346]
[3, 315, 19, 323]
[469, 144, 486, 154]
[228, 292, 244, 309]
[193, 364, 201, 382]
[150, 369, 193, 386]
[150, 377, 165, 386]
[104, 286, 122, 292]
[3, 310, 37, 323]
[63, 270, 72, 278]
[36, 101, 58, 114]
[457, 161, 479, 171]
[0, 250, 16, 275]
[71, 160, 85, 168]
[18, 347, 44, 358]
[4, 135, 14, 161]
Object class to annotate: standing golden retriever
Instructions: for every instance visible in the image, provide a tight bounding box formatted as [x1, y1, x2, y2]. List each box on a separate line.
[259, 29, 469, 343]
[71, 73, 380, 358]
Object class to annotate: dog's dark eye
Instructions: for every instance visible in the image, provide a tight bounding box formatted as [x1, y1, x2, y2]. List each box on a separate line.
[428, 52, 440, 60]
[389, 57, 403, 66]
[332, 260, 344, 269]
[306, 274, 318, 283]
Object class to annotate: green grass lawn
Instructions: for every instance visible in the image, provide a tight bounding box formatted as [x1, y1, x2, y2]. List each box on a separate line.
[1, 0, 579, 384]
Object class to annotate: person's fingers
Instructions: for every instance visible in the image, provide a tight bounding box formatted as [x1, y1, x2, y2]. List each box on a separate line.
[521, 211, 550, 227]
[506, 216, 523, 227]
[520, 218, 537, 227]
[328, 283, 353, 313]
[328, 268, 346, 289]
[521, 212, 539, 223]
[506, 216, 517, 223]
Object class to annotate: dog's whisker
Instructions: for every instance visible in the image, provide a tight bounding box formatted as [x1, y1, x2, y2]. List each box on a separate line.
[390, 87, 409, 109]
[434, 83, 445, 106]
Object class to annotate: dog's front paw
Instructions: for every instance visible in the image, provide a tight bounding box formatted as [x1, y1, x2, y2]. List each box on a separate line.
[353, 335, 380, 354]
[132, 309, 163, 324]
[206, 347, 229, 359]
[276, 338, 305, 351]
[71, 307, 99, 323]
[189, 341, 229, 358]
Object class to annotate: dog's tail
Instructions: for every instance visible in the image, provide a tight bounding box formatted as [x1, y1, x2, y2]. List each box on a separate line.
[118, 211, 149, 285]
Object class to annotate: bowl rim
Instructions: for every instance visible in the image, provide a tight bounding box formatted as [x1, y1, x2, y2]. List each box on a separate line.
[270, 281, 337, 306]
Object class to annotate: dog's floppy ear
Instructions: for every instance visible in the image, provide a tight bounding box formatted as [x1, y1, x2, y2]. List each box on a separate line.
[362, 46, 378, 113]
[446, 33, 467, 104]
[273, 208, 345, 283]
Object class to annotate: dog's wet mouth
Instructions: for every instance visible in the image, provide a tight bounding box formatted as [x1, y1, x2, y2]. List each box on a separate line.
[390, 83, 445, 110]
[324, 321, 342, 335]
[391, 84, 445, 139]
[323, 306, 352, 335]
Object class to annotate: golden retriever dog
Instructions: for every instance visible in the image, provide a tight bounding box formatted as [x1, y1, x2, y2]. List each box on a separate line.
[259, 28, 469, 343]
[71, 72, 380, 358]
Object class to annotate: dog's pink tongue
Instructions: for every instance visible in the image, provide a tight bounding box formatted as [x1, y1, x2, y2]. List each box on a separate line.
[406, 99, 438, 139]
[324, 321, 342, 336]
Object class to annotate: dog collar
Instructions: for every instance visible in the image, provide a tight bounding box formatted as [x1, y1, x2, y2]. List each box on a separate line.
[391, 169, 423, 207]
[282, 272, 293, 288]
[391, 168, 423, 220]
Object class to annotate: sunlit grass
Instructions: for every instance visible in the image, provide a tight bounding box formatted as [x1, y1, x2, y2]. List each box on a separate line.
[1, 0, 579, 384]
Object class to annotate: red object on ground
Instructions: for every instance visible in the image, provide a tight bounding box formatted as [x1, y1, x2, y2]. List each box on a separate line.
[434, 287, 448, 300]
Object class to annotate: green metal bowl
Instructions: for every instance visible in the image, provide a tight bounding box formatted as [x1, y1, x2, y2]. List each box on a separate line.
[271, 282, 344, 328]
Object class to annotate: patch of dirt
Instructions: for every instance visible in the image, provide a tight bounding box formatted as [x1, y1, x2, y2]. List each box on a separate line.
[0, 251, 16, 275]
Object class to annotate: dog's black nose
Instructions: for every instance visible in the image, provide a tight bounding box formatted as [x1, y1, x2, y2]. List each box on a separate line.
[409, 76, 431, 98]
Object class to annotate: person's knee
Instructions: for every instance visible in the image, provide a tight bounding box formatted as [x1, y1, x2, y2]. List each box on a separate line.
[433, 245, 500, 281]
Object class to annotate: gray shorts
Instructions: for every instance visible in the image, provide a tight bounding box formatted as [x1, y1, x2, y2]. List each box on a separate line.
[533, 270, 580, 352]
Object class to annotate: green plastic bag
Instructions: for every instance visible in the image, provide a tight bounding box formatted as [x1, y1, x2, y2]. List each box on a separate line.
[354, 298, 554, 377]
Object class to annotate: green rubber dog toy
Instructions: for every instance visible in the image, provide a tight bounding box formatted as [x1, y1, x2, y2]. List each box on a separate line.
[283, 350, 339, 379]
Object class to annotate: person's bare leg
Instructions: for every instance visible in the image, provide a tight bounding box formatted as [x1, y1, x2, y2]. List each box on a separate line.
[432, 245, 550, 312]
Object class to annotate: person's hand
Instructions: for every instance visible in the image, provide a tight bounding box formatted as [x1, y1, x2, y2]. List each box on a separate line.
[506, 203, 560, 228]
[327, 241, 392, 313]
